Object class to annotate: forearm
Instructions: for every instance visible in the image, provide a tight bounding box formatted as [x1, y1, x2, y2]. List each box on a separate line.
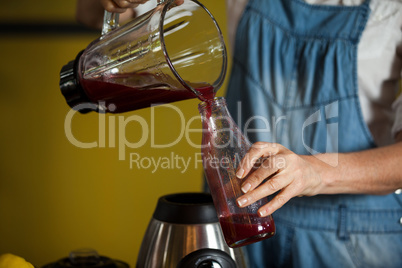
[235, 133, 402, 216]
[76, 0, 105, 29]
[311, 134, 402, 195]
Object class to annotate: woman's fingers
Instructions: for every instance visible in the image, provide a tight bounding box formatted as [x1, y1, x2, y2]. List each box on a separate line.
[236, 142, 282, 179]
[234, 142, 325, 217]
[257, 185, 301, 216]
[100, 0, 183, 14]
[239, 155, 283, 194]
[114, 0, 147, 8]
[237, 171, 306, 216]
[100, 0, 148, 12]
[236, 173, 291, 209]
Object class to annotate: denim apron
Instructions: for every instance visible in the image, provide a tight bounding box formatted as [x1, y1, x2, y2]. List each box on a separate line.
[225, 0, 402, 267]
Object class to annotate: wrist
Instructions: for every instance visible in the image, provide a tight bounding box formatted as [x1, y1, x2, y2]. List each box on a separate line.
[302, 153, 341, 194]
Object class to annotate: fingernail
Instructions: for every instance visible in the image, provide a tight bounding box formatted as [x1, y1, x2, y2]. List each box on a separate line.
[236, 168, 244, 178]
[241, 183, 251, 193]
[237, 197, 248, 207]
[258, 209, 268, 217]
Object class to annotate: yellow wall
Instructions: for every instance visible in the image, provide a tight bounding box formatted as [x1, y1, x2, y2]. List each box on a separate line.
[0, 1, 229, 267]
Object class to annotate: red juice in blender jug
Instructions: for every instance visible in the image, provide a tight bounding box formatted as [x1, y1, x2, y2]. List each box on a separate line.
[78, 70, 216, 113]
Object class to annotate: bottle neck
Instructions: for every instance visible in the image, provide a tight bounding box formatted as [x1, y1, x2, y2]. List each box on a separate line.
[198, 97, 252, 150]
[198, 97, 229, 120]
[198, 97, 238, 136]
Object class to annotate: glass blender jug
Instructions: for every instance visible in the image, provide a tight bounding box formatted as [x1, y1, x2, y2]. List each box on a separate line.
[60, 0, 227, 113]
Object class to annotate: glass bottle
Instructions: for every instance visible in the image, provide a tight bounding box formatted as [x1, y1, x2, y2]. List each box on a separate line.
[199, 97, 275, 248]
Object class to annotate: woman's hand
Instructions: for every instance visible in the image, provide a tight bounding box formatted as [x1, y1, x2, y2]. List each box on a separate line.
[76, 0, 184, 29]
[101, 0, 184, 12]
[76, 0, 139, 29]
[100, 0, 149, 13]
[235, 142, 329, 217]
[235, 137, 402, 217]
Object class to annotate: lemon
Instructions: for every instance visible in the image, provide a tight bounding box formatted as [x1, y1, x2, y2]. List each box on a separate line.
[0, 253, 34, 268]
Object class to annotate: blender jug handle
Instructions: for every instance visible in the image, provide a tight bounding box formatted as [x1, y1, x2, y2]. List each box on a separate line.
[101, 0, 167, 36]
[101, 11, 120, 36]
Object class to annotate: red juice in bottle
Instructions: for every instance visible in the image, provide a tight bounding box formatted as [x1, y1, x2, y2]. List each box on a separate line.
[219, 214, 276, 248]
